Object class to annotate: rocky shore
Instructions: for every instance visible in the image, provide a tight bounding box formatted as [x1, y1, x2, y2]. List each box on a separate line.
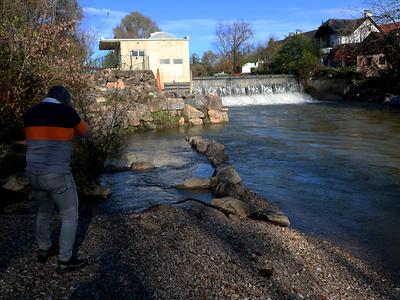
[1, 136, 399, 299]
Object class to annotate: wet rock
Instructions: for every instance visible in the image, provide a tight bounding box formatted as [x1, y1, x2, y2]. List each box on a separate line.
[127, 110, 141, 127]
[214, 165, 241, 185]
[103, 159, 130, 173]
[212, 197, 249, 219]
[130, 162, 156, 172]
[183, 104, 205, 119]
[189, 118, 203, 126]
[205, 141, 227, 166]
[174, 177, 211, 190]
[248, 207, 290, 227]
[187, 201, 229, 224]
[207, 109, 229, 124]
[184, 95, 207, 110]
[143, 122, 157, 130]
[206, 94, 224, 110]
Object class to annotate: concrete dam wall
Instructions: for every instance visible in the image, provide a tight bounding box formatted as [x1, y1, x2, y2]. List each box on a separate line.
[192, 75, 301, 96]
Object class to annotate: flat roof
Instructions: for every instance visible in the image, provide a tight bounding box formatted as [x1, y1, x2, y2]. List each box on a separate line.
[99, 37, 189, 50]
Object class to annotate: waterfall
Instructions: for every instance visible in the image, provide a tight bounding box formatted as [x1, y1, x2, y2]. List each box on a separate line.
[222, 93, 314, 107]
[193, 82, 302, 97]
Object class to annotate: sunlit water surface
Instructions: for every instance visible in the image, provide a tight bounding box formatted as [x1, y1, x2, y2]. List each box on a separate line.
[101, 96, 400, 280]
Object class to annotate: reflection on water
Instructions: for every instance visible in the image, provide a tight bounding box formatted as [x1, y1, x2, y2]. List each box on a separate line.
[102, 100, 400, 280]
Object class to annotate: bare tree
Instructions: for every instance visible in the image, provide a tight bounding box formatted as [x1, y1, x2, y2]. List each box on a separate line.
[113, 11, 160, 39]
[214, 21, 254, 73]
[365, 0, 400, 23]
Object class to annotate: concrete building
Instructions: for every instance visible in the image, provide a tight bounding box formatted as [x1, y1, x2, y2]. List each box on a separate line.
[241, 62, 260, 74]
[99, 32, 190, 89]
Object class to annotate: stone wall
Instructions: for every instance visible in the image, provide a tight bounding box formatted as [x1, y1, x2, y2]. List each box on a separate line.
[304, 79, 352, 101]
[91, 69, 229, 129]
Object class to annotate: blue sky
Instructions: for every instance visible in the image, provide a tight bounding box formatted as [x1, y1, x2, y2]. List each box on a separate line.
[79, 0, 367, 57]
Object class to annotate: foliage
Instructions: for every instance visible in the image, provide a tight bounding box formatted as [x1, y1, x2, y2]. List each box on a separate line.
[312, 67, 362, 80]
[72, 93, 129, 191]
[191, 51, 219, 77]
[365, 0, 400, 23]
[270, 35, 321, 80]
[214, 21, 254, 73]
[151, 111, 181, 128]
[113, 12, 160, 39]
[0, 0, 87, 142]
[0, 0, 130, 191]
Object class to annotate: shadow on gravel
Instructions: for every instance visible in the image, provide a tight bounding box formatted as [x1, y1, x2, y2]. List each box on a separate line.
[70, 251, 150, 299]
[0, 215, 35, 273]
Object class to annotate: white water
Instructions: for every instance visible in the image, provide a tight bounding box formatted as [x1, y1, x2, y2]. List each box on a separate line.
[222, 93, 315, 107]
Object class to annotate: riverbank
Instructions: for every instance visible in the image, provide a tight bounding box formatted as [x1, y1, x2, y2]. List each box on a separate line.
[1, 135, 399, 299]
[0, 203, 398, 299]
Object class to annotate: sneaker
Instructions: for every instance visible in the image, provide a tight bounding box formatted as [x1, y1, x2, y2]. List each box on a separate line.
[37, 245, 58, 263]
[58, 256, 88, 272]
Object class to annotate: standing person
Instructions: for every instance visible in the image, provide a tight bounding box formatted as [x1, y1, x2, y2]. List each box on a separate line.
[24, 85, 89, 272]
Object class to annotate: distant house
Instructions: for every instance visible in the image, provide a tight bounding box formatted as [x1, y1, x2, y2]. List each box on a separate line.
[356, 32, 388, 77]
[356, 23, 400, 77]
[315, 13, 381, 57]
[99, 32, 190, 89]
[241, 62, 260, 74]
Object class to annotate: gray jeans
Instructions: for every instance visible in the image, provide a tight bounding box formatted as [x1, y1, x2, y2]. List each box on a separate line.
[28, 171, 79, 262]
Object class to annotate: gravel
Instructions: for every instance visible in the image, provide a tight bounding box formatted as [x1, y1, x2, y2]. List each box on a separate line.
[0, 202, 398, 299]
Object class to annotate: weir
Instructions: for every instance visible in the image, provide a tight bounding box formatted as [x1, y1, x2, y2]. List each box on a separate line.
[192, 74, 301, 96]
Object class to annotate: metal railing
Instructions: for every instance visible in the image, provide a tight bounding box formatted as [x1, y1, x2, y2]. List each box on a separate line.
[85, 53, 150, 71]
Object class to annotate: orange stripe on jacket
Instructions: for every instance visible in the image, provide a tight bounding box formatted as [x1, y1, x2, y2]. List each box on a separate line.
[25, 126, 74, 141]
[74, 120, 89, 136]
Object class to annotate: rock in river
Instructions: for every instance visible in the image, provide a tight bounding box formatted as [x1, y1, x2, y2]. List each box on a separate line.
[174, 177, 211, 190]
[130, 162, 156, 172]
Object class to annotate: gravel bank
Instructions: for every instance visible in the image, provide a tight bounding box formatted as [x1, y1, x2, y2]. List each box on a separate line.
[0, 202, 398, 299]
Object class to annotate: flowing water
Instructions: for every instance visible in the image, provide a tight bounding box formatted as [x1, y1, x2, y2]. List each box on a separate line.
[101, 93, 400, 280]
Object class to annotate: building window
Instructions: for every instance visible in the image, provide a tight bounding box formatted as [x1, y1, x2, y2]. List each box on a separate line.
[367, 57, 372, 66]
[160, 59, 170, 64]
[173, 59, 183, 64]
[131, 50, 145, 57]
[379, 56, 386, 65]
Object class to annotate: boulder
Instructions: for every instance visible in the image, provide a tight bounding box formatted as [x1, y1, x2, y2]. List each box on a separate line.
[178, 117, 185, 126]
[162, 98, 185, 111]
[211, 197, 249, 219]
[135, 104, 153, 122]
[103, 159, 130, 173]
[188, 201, 229, 224]
[215, 165, 241, 185]
[189, 118, 203, 126]
[174, 177, 211, 190]
[206, 94, 224, 110]
[127, 110, 141, 127]
[207, 110, 229, 124]
[183, 104, 205, 119]
[205, 141, 227, 166]
[248, 207, 290, 227]
[184, 95, 207, 110]
[210, 165, 245, 198]
[130, 162, 156, 172]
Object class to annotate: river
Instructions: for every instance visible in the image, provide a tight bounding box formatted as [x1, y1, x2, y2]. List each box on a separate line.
[101, 93, 400, 280]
